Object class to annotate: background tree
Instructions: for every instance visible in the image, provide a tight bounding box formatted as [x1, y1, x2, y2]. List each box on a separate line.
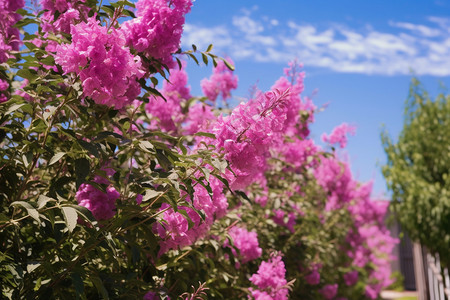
[382, 78, 450, 266]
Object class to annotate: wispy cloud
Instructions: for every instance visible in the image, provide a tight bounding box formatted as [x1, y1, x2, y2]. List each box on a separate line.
[182, 10, 450, 76]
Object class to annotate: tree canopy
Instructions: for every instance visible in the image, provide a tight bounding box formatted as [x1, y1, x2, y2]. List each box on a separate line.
[382, 78, 450, 265]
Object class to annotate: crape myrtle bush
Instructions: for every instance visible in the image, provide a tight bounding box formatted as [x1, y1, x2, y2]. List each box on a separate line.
[0, 0, 397, 299]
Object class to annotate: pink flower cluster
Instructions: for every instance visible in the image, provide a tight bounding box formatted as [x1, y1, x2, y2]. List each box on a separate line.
[40, 0, 90, 34]
[121, 0, 193, 68]
[201, 59, 238, 102]
[228, 226, 262, 264]
[315, 156, 397, 298]
[314, 157, 355, 211]
[0, 0, 24, 63]
[146, 63, 190, 132]
[75, 168, 120, 220]
[154, 203, 200, 255]
[280, 138, 319, 172]
[0, 78, 8, 103]
[348, 193, 397, 299]
[183, 102, 216, 135]
[143, 291, 170, 300]
[305, 269, 320, 285]
[154, 176, 228, 254]
[319, 284, 338, 300]
[321, 123, 356, 149]
[343, 270, 358, 286]
[212, 89, 290, 190]
[270, 61, 315, 138]
[272, 209, 297, 233]
[55, 17, 144, 109]
[76, 184, 120, 220]
[249, 255, 289, 300]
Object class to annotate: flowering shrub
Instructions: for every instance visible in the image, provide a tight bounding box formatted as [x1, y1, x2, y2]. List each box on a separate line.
[0, 1, 396, 299]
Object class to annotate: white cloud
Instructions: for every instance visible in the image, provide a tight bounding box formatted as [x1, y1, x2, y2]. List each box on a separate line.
[182, 24, 232, 50]
[232, 15, 264, 35]
[181, 12, 450, 76]
[390, 21, 441, 37]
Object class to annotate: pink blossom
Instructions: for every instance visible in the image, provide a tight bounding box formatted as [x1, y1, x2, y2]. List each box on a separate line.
[250, 290, 273, 300]
[270, 60, 315, 138]
[0, 78, 7, 103]
[143, 291, 170, 300]
[55, 17, 144, 109]
[343, 271, 358, 286]
[365, 285, 379, 300]
[249, 255, 289, 300]
[321, 123, 356, 149]
[0, 78, 8, 91]
[121, 0, 193, 68]
[201, 59, 238, 102]
[154, 174, 229, 255]
[314, 157, 355, 211]
[319, 284, 338, 300]
[305, 270, 320, 285]
[136, 194, 143, 205]
[154, 203, 200, 255]
[228, 226, 262, 263]
[280, 138, 318, 170]
[272, 209, 296, 233]
[212, 89, 290, 190]
[183, 103, 216, 135]
[146, 63, 190, 133]
[0, 0, 24, 63]
[75, 184, 120, 220]
[40, 0, 90, 34]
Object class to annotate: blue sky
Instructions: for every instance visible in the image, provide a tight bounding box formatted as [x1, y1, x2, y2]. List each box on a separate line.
[180, 0, 450, 197]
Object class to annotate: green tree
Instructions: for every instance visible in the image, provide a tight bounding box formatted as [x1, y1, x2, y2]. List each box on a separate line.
[382, 78, 450, 266]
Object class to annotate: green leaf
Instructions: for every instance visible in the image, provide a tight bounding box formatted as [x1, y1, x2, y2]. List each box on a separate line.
[39, 55, 55, 66]
[142, 189, 162, 202]
[202, 53, 209, 65]
[14, 18, 39, 28]
[17, 69, 39, 83]
[0, 213, 9, 224]
[139, 140, 154, 153]
[194, 132, 216, 139]
[26, 262, 41, 274]
[62, 206, 78, 232]
[75, 158, 90, 188]
[188, 53, 199, 65]
[66, 204, 96, 225]
[156, 149, 172, 170]
[101, 5, 115, 17]
[178, 138, 187, 155]
[48, 152, 66, 166]
[176, 57, 183, 70]
[91, 276, 109, 299]
[211, 158, 227, 173]
[37, 195, 55, 209]
[150, 77, 159, 86]
[10, 201, 40, 223]
[206, 44, 214, 52]
[71, 273, 85, 299]
[222, 58, 235, 71]
[94, 131, 123, 142]
[122, 8, 136, 18]
[77, 140, 99, 157]
[5, 103, 26, 115]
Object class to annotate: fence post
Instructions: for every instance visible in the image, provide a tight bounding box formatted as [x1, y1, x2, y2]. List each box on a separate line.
[414, 243, 428, 300]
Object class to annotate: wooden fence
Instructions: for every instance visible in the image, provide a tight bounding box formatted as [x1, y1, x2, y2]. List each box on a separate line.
[414, 244, 450, 300]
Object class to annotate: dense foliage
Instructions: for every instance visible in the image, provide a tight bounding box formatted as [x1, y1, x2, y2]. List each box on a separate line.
[382, 79, 450, 266]
[0, 0, 396, 299]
